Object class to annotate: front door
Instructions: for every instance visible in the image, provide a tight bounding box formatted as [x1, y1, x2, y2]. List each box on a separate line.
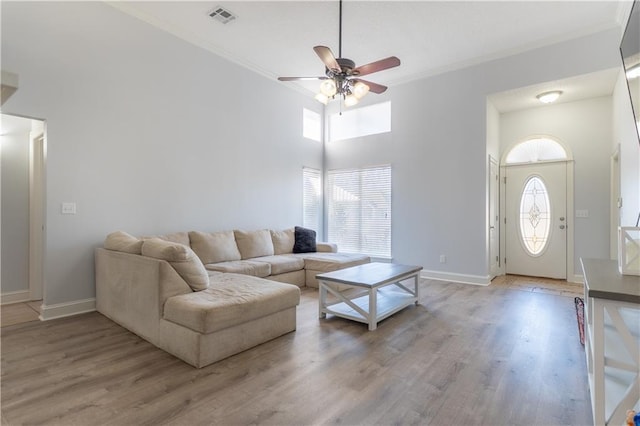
[505, 161, 567, 279]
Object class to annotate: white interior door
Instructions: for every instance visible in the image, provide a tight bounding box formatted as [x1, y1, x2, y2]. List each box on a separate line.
[505, 162, 567, 279]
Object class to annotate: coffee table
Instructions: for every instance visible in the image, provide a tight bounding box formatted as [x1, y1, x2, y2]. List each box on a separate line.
[317, 262, 423, 330]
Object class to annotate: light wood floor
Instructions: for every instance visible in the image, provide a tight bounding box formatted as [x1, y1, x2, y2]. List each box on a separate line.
[1, 277, 591, 425]
[0, 302, 41, 328]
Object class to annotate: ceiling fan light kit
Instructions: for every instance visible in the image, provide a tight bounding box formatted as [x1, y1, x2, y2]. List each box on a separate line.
[277, 0, 400, 108]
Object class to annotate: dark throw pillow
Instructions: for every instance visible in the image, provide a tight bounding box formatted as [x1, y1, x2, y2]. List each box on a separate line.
[293, 226, 317, 253]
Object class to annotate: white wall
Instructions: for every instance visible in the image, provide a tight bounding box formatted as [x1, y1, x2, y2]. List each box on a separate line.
[500, 97, 613, 276]
[612, 70, 640, 227]
[325, 28, 621, 282]
[0, 121, 30, 294]
[1, 2, 323, 308]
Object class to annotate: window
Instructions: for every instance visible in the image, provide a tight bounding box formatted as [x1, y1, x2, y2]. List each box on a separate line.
[519, 176, 551, 256]
[327, 165, 391, 257]
[329, 101, 391, 142]
[303, 108, 321, 142]
[302, 167, 322, 233]
[505, 137, 567, 164]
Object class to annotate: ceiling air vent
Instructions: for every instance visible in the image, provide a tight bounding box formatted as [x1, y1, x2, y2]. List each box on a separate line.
[208, 6, 237, 24]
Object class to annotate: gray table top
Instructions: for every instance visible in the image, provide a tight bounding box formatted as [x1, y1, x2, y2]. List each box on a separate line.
[581, 258, 640, 304]
[316, 262, 423, 288]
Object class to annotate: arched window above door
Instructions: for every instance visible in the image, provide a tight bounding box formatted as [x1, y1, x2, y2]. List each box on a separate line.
[505, 137, 568, 164]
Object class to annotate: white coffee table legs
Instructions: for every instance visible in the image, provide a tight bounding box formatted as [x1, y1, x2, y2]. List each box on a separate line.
[318, 272, 420, 331]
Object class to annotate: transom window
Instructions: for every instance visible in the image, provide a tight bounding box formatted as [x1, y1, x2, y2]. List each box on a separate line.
[303, 108, 321, 142]
[505, 137, 567, 164]
[328, 101, 391, 142]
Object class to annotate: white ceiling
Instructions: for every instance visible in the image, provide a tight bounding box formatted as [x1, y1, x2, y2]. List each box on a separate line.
[110, 1, 632, 111]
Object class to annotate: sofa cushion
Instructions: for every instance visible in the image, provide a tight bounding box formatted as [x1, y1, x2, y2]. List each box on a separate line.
[163, 273, 300, 334]
[251, 255, 305, 275]
[204, 260, 271, 278]
[271, 228, 295, 255]
[295, 252, 371, 273]
[234, 229, 275, 259]
[141, 238, 209, 291]
[189, 231, 241, 264]
[293, 226, 316, 253]
[157, 232, 190, 246]
[141, 231, 191, 246]
[104, 231, 143, 254]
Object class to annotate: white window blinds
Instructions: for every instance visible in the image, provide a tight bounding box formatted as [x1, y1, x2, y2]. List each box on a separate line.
[327, 165, 391, 257]
[302, 167, 322, 233]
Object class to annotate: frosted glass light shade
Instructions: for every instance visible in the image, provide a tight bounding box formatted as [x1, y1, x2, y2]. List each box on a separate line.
[315, 93, 329, 105]
[320, 79, 337, 97]
[353, 82, 370, 99]
[344, 94, 359, 107]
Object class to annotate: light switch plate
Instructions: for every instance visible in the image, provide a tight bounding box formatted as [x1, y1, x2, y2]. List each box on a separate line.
[61, 202, 76, 215]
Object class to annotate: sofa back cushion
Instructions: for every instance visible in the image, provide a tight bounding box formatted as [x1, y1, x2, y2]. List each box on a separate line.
[271, 228, 295, 255]
[141, 238, 209, 291]
[189, 230, 241, 264]
[234, 229, 275, 259]
[104, 231, 143, 254]
[140, 232, 191, 246]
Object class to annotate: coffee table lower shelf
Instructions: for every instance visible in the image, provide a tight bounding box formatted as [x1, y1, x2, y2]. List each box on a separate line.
[321, 287, 417, 329]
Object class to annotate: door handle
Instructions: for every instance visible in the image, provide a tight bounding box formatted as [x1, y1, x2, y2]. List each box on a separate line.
[559, 225, 566, 229]
[559, 217, 565, 221]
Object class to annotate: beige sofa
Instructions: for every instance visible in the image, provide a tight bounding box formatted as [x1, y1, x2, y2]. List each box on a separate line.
[95, 228, 369, 368]
[186, 228, 370, 288]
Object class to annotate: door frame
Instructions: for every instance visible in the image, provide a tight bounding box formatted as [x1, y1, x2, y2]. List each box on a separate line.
[499, 138, 576, 282]
[29, 127, 46, 301]
[610, 145, 621, 260]
[0, 113, 46, 305]
[488, 155, 500, 279]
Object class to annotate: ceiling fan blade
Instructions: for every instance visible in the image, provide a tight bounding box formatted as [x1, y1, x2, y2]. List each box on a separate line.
[278, 76, 327, 81]
[313, 46, 341, 73]
[353, 56, 401, 77]
[354, 79, 387, 94]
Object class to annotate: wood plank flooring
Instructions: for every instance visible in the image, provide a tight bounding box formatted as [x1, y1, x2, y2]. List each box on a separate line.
[0, 302, 40, 328]
[1, 279, 592, 425]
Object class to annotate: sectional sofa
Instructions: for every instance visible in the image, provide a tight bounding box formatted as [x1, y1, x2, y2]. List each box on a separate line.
[95, 227, 370, 367]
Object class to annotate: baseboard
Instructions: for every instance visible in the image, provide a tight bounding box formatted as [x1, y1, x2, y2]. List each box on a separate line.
[40, 298, 96, 321]
[571, 274, 584, 284]
[420, 270, 491, 286]
[1, 290, 31, 305]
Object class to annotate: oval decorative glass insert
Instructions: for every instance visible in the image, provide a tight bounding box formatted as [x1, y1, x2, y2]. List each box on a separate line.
[519, 176, 551, 255]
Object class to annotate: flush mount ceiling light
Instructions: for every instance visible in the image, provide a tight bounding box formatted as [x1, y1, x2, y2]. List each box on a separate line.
[278, 0, 400, 108]
[536, 90, 563, 104]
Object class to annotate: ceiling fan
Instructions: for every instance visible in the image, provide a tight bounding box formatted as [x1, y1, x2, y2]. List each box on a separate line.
[277, 0, 401, 107]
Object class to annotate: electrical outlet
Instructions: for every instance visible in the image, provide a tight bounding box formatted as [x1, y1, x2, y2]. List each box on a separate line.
[61, 202, 76, 215]
[439, 255, 446, 264]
